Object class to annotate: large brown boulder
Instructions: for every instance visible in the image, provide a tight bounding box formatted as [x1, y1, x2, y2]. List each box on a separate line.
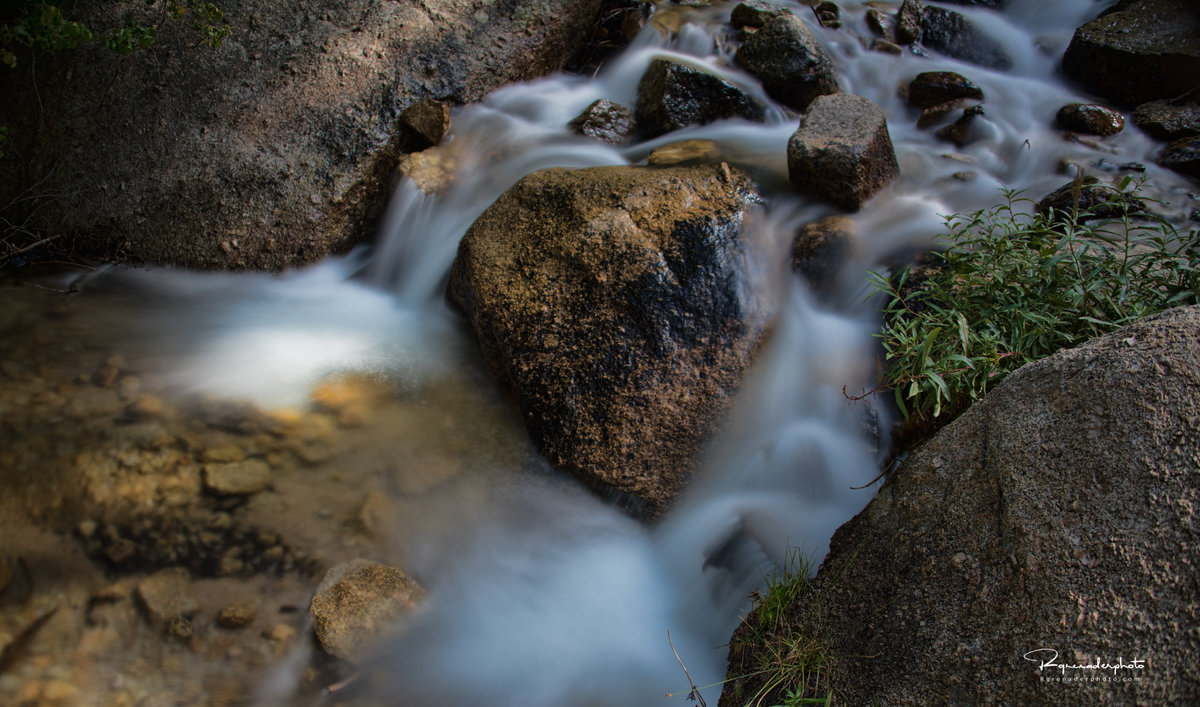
[1062, 0, 1200, 108]
[724, 305, 1200, 705]
[787, 93, 899, 210]
[447, 164, 768, 516]
[0, 0, 605, 269]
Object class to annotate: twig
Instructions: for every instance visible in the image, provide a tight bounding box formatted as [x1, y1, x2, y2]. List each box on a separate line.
[665, 630, 707, 706]
[1, 233, 59, 260]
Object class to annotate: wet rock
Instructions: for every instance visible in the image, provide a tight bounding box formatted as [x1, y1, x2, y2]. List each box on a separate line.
[870, 39, 903, 56]
[397, 146, 458, 196]
[203, 460, 272, 496]
[812, 1, 841, 29]
[792, 215, 857, 293]
[310, 559, 425, 662]
[1156, 136, 1200, 179]
[906, 71, 984, 109]
[12, 679, 81, 707]
[935, 105, 985, 147]
[729, 306, 1200, 705]
[734, 14, 840, 112]
[921, 6, 1012, 70]
[263, 622, 297, 658]
[202, 443, 246, 464]
[0, 0, 609, 270]
[916, 99, 973, 129]
[1056, 103, 1125, 136]
[787, 93, 900, 211]
[217, 601, 258, 628]
[568, 99, 637, 144]
[311, 373, 391, 428]
[1062, 0, 1200, 108]
[397, 99, 451, 153]
[729, 0, 787, 29]
[635, 58, 767, 139]
[447, 164, 766, 515]
[135, 568, 199, 634]
[866, 8, 896, 41]
[646, 139, 721, 166]
[1035, 179, 1142, 221]
[937, 0, 1003, 7]
[896, 0, 923, 44]
[1132, 99, 1200, 141]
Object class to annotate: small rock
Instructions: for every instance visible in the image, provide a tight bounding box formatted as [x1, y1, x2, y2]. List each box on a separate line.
[635, 58, 767, 138]
[871, 38, 903, 55]
[921, 6, 1011, 70]
[126, 394, 166, 419]
[569, 99, 636, 144]
[1056, 103, 1125, 136]
[218, 601, 258, 628]
[729, 0, 787, 29]
[13, 679, 80, 707]
[812, 1, 840, 29]
[398, 146, 457, 195]
[734, 14, 840, 112]
[1035, 179, 1142, 221]
[309, 559, 425, 661]
[787, 93, 900, 210]
[1156, 136, 1200, 178]
[917, 99, 974, 129]
[202, 443, 246, 464]
[646, 139, 720, 166]
[1132, 100, 1200, 141]
[263, 622, 296, 657]
[792, 214, 857, 293]
[356, 490, 398, 538]
[896, 0, 923, 44]
[203, 460, 272, 496]
[866, 8, 896, 41]
[935, 105, 985, 147]
[907, 71, 984, 109]
[135, 568, 199, 633]
[397, 99, 450, 153]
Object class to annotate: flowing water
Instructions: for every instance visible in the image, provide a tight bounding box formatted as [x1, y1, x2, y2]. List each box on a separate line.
[2, 1, 1195, 705]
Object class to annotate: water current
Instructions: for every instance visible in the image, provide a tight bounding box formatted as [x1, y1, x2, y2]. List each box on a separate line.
[6, 1, 1197, 705]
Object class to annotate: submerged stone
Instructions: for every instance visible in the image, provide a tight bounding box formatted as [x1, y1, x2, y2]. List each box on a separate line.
[310, 559, 425, 662]
[921, 6, 1012, 70]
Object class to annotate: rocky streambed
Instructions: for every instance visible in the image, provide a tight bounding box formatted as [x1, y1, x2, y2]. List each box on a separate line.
[1, 0, 1199, 705]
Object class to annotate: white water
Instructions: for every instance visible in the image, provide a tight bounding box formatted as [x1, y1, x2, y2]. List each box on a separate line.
[58, 0, 1198, 704]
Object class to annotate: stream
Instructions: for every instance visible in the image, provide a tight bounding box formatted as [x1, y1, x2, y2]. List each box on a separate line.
[1, 1, 1196, 705]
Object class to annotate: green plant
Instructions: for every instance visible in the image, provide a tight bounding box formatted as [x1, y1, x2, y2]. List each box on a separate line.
[728, 552, 836, 707]
[868, 177, 1198, 420]
[1, 0, 231, 66]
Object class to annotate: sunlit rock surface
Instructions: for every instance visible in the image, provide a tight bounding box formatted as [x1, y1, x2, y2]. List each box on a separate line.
[0, 0, 606, 269]
[448, 163, 769, 516]
[724, 305, 1200, 705]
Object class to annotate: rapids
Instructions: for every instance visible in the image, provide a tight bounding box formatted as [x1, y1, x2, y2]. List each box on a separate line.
[6, 1, 1196, 705]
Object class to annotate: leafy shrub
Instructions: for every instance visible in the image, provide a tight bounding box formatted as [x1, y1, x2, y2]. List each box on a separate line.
[1, 0, 231, 67]
[870, 177, 1199, 420]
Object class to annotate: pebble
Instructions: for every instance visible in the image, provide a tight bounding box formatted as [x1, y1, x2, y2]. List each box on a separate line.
[309, 559, 425, 661]
[218, 601, 258, 628]
[135, 568, 199, 632]
[203, 460, 272, 496]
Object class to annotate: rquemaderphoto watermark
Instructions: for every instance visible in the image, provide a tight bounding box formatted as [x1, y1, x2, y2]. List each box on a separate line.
[1023, 648, 1147, 685]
